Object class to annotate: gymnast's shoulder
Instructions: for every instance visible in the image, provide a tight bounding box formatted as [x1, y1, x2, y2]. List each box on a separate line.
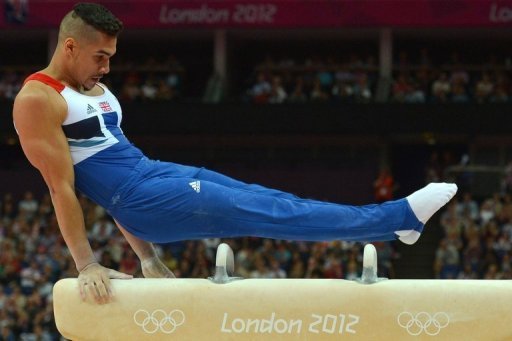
[13, 79, 67, 129]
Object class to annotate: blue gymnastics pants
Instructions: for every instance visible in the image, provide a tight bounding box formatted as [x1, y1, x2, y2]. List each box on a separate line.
[108, 157, 423, 243]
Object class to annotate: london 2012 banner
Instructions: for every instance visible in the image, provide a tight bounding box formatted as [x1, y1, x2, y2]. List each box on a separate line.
[1, 0, 512, 29]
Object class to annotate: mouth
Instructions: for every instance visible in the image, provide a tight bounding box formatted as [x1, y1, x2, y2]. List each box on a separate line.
[92, 76, 102, 83]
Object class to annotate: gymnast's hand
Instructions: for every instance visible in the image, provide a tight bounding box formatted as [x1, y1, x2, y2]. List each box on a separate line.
[78, 262, 133, 304]
[141, 257, 176, 278]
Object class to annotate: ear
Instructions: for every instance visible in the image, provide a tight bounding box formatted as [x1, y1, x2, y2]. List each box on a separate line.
[64, 38, 77, 56]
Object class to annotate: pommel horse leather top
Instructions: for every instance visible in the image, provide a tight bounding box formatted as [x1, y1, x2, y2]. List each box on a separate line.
[53, 245, 512, 340]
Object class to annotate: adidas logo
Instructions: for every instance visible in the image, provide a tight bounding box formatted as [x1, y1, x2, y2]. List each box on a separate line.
[189, 181, 201, 193]
[86, 104, 97, 115]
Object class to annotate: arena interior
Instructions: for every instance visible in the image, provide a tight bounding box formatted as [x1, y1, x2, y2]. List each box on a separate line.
[1, 1, 512, 340]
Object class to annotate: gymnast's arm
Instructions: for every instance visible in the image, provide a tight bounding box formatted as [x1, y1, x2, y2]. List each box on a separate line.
[115, 221, 176, 278]
[13, 85, 132, 303]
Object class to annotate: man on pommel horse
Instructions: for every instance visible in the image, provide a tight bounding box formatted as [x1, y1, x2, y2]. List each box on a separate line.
[13, 3, 457, 304]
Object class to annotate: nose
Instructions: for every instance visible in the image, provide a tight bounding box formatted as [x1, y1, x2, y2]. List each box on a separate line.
[100, 60, 110, 75]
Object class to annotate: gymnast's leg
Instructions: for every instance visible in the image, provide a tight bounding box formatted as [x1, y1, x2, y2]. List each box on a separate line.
[185, 165, 457, 244]
[110, 166, 457, 244]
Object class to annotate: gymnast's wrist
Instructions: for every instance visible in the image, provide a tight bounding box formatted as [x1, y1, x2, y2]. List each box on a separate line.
[77, 260, 99, 272]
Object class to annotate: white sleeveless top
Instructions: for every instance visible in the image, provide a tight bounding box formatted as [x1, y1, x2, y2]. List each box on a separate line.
[22, 72, 126, 165]
[21, 73, 145, 208]
[60, 83, 123, 164]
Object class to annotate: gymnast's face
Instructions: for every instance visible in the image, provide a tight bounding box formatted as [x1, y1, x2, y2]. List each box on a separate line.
[65, 30, 116, 91]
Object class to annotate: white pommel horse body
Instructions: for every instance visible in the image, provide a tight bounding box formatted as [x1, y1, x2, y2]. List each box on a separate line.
[53, 244, 512, 340]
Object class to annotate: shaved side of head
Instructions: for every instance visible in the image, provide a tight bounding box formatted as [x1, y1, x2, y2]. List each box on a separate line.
[58, 3, 123, 44]
[58, 11, 95, 44]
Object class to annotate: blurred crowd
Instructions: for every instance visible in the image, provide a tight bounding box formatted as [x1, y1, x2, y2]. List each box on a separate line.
[0, 190, 396, 340]
[434, 165, 512, 280]
[390, 51, 511, 104]
[245, 50, 511, 104]
[1, 49, 510, 104]
[244, 54, 378, 104]
[0, 55, 184, 102]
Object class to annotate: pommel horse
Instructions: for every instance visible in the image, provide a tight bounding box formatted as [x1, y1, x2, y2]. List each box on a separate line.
[53, 244, 512, 340]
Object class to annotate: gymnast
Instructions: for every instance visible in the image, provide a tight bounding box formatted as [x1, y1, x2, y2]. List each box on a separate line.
[12, 3, 457, 304]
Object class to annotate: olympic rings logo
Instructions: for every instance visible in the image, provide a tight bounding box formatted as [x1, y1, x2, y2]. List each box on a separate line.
[133, 309, 186, 334]
[397, 312, 450, 336]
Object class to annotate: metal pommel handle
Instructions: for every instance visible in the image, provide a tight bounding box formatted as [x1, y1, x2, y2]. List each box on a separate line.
[359, 243, 387, 284]
[209, 243, 243, 284]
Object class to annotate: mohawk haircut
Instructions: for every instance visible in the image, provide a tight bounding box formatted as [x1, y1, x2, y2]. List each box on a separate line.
[72, 2, 123, 37]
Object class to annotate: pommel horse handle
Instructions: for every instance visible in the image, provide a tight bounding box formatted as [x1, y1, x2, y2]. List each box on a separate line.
[209, 243, 243, 284]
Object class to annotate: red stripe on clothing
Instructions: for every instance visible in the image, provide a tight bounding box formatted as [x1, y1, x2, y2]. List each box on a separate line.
[24, 73, 65, 93]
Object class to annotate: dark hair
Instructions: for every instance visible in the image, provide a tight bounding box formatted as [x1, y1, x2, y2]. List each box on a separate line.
[72, 3, 123, 36]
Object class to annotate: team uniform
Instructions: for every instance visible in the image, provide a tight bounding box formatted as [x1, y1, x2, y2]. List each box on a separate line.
[22, 73, 424, 243]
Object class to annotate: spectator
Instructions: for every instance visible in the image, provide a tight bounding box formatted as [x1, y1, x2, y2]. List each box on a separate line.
[288, 253, 305, 278]
[463, 232, 482, 271]
[435, 239, 461, 279]
[392, 73, 413, 102]
[316, 68, 334, 90]
[37, 194, 52, 218]
[0, 285, 5, 310]
[353, 73, 372, 103]
[344, 261, 359, 281]
[268, 76, 287, 103]
[373, 167, 395, 203]
[484, 263, 501, 279]
[491, 84, 510, 103]
[397, 50, 412, 69]
[451, 81, 469, 103]
[19, 261, 41, 296]
[479, 199, 496, 225]
[165, 71, 181, 94]
[405, 83, 426, 103]
[190, 254, 210, 278]
[118, 249, 139, 275]
[248, 72, 271, 104]
[431, 72, 451, 102]
[120, 72, 141, 102]
[450, 66, 470, 87]
[457, 263, 478, 279]
[99, 251, 119, 272]
[310, 78, 329, 102]
[89, 216, 115, 245]
[140, 75, 158, 101]
[335, 68, 355, 85]
[161, 248, 178, 273]
[457, 192, 479, 221]
[156, 79, 175, 100]
[474, 72, 495, 103]
[20, 323, 53, 341]
[18, 191, 38, 222]
[288, 77, 307, 103]
[0, 71, 21, 100]
[250, 255, 270, 278]
[267, 258, 287, 278]
[1, 326, 15, 341]
[375, 242, 396, 278]
[415, 67, 431, 97]
[331, 79, 354, 103]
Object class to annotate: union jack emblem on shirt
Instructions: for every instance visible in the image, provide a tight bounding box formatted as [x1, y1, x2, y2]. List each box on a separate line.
[99, 101, 112, 112]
